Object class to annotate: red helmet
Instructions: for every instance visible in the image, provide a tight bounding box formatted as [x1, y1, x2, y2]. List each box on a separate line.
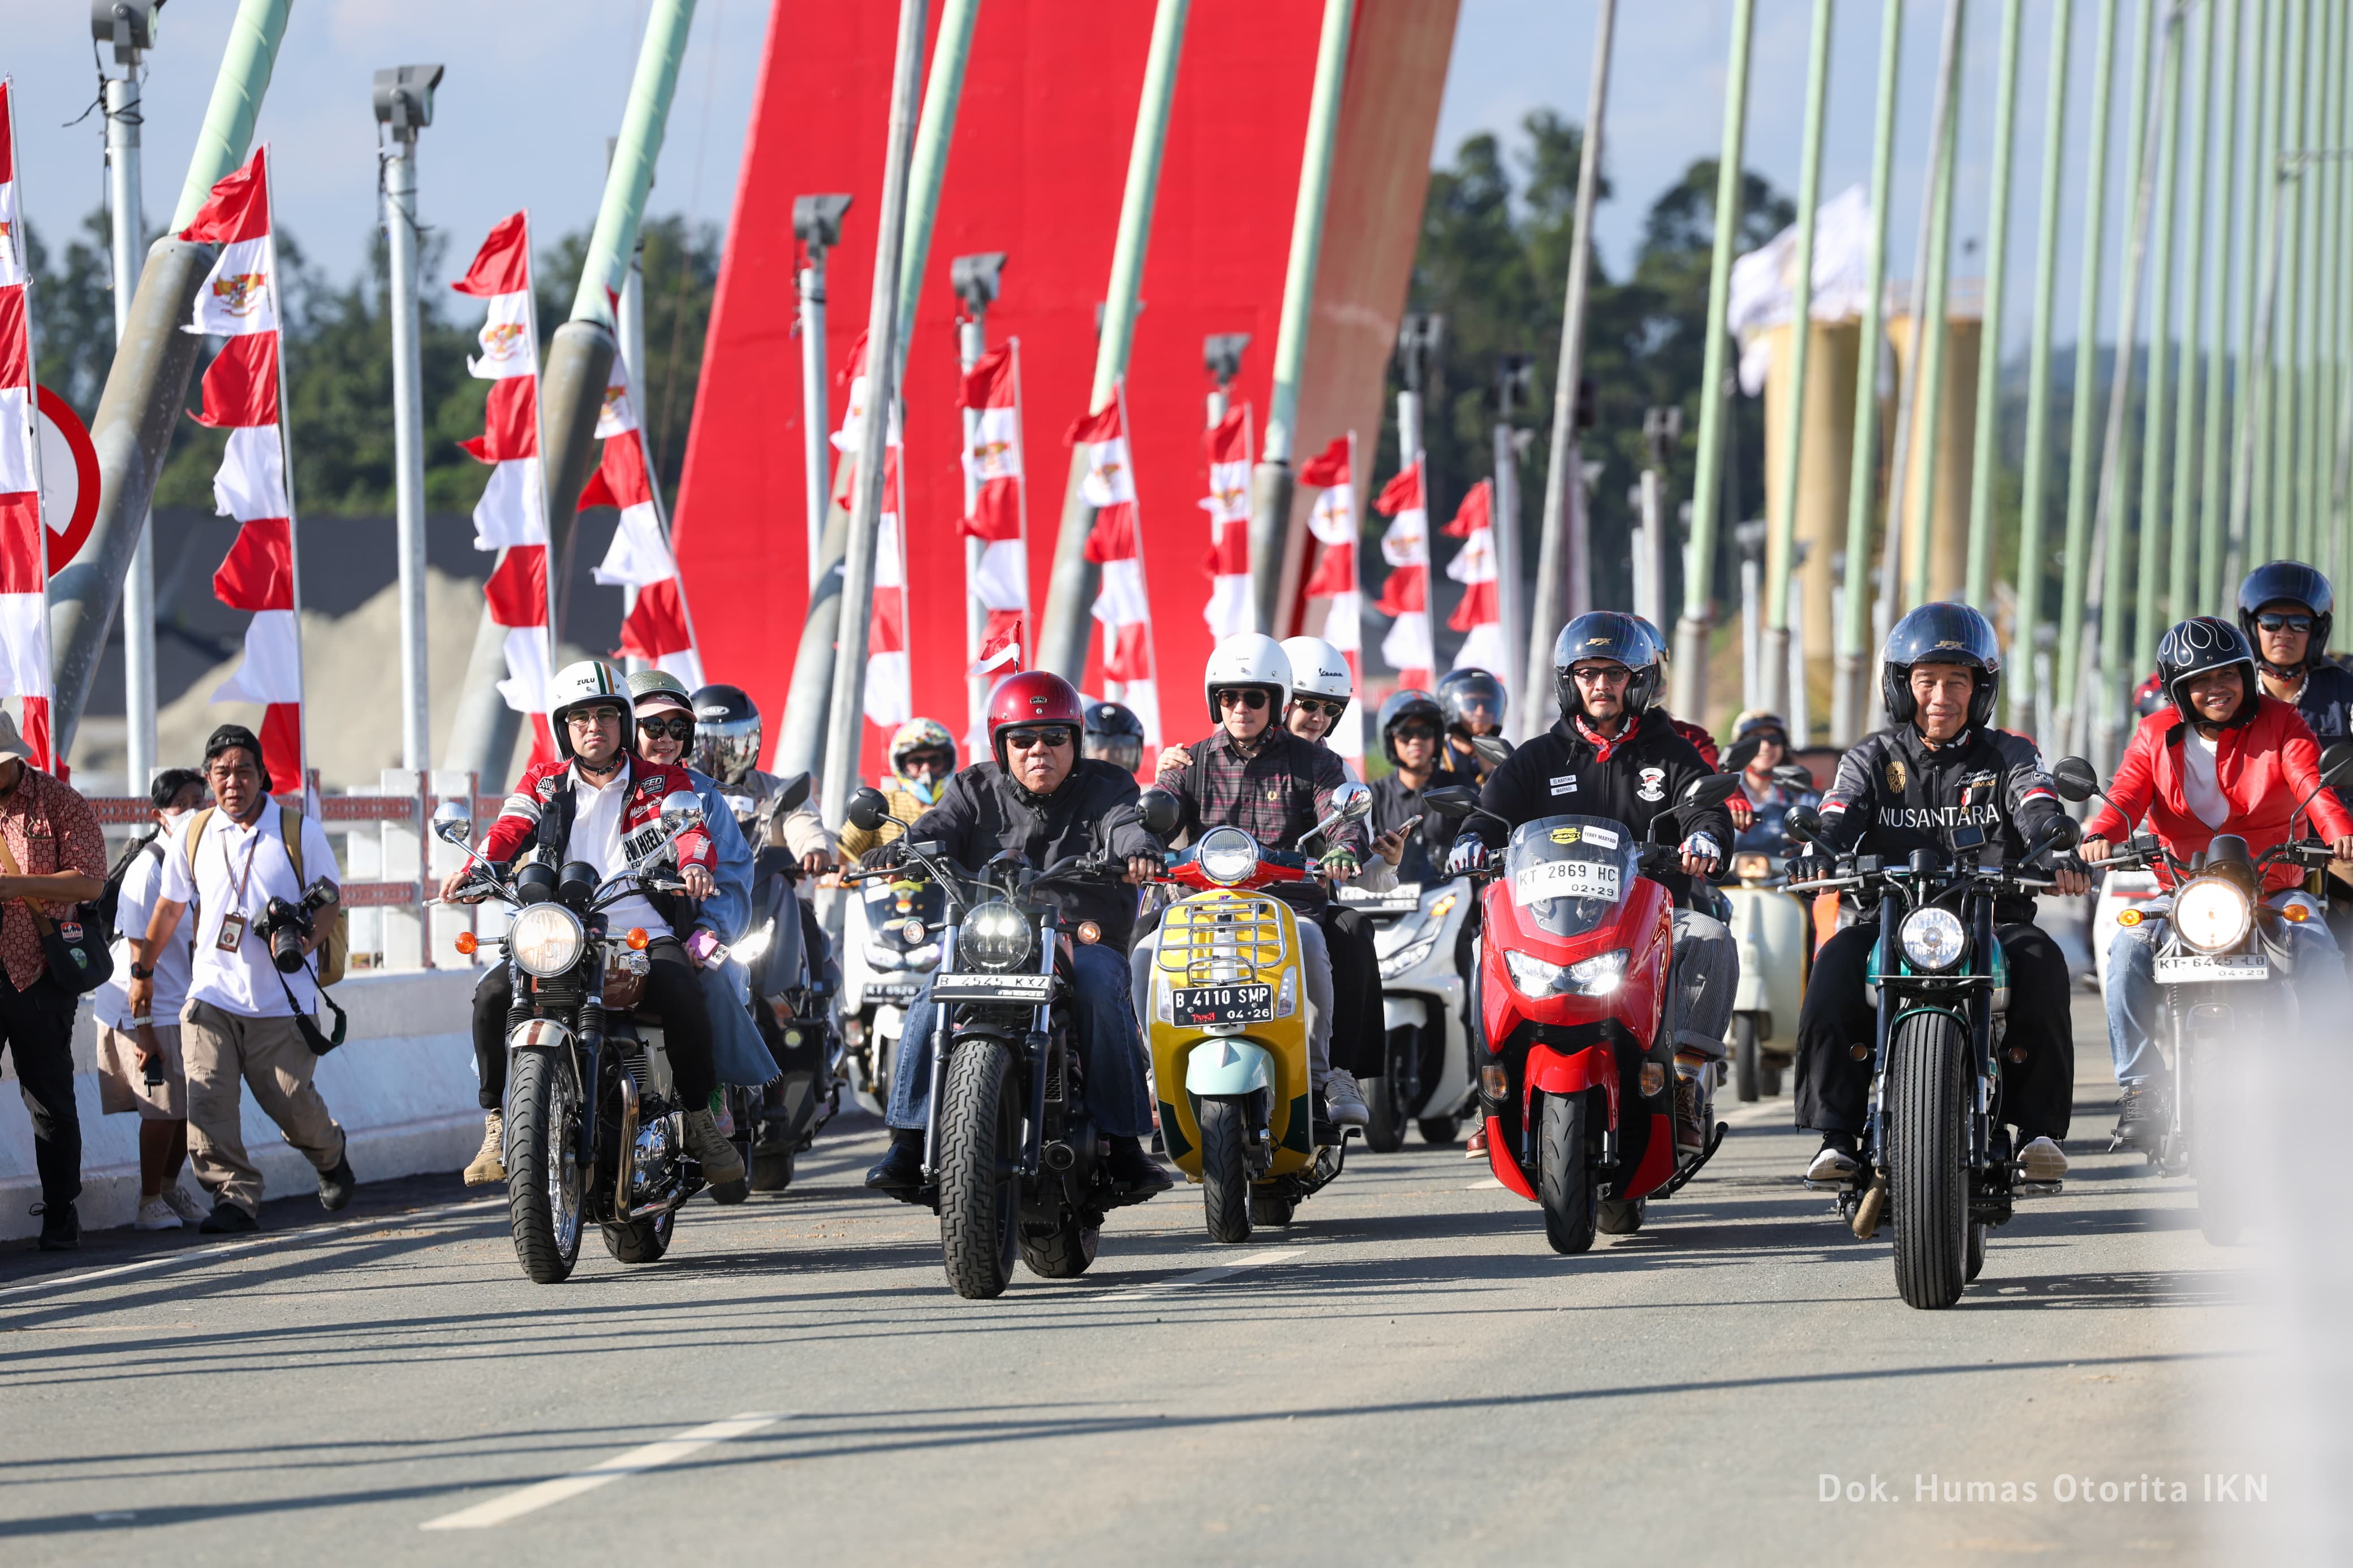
[985, 671, 1086, 770]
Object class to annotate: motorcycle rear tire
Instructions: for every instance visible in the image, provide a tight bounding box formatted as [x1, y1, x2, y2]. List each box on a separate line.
[1364, 1029, 1415, 1153]
[601, 1208, 674, 1264]
[1197, 1096, 1253, 1244]
[1248, 1187, 1296, 1228]
[1019, 1217, 1100, 1279]
[505, 1047, 584, 1284]
[1417, 1115, 1462, 1146]
[1538, 1092, 1597, 1255]
[1734, 1015, 1762, 1103]
[1966, 1219, 1988, 1281]
[1760, 1055, 1783, 1098]
[1888, 1009, 1971, 1310]
[938, 1038, 1023, 1299]
[1597, 1196, 1645, 1234]
[751, 1147, 796, 1193]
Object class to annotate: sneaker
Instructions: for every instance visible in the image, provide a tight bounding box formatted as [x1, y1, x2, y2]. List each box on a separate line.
[463, 1112, 507, 1186]
[1673, 1077, 1706, 1152]
[1805, 1138, 1860, 1183]
[1106, 1137, 1175, 1193]
[863, 1131, 925, 1194]
[684, 1109, 747, 1185]
[161, 1185, 208, 1225]
[1466, 1124, 1489, 1157]
[33, 1203, 78, 1252]
[2016, 1135, 2069, 1183]
[317, 1151, 356, 1212]
[198, 1200, 257, 1234]
[1321, 1069, 1370, 1127]
[135, 1196, 182, 1232]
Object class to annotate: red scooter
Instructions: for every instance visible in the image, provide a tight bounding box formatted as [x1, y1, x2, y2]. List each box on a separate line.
[1423, 774, 1742, 1253]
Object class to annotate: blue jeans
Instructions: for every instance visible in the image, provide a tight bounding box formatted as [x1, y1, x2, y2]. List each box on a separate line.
[884, 941, 1153, 1139]
[2105, 896, 2352, 1084]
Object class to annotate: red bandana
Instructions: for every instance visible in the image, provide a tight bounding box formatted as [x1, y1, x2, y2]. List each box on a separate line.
[1574, 715, 1629, 763]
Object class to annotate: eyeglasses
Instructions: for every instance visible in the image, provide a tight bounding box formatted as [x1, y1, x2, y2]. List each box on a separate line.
[1215, 688, 1271, 712]
[637, 715, 695, 742]
[567, 705, 624, 729]
[1393, 724, 1440, 745]
[1291, 696, 1348, 720]
[1570, 664, 1630, 686]
[2256, 612, 2316, 634]
[1000, 727, 1074, 753]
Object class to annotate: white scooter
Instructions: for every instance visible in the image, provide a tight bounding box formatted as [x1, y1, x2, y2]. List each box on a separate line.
[2092, 866, 2163, 995]
[1722, 849, 1811, 1100]
[839, 872, 945, 1116]
[1343, 876, 1478, 1151]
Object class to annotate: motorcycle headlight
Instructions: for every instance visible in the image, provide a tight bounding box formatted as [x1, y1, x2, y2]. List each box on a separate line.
[731, 923, 773, 966]
[956, 900, 1034, 972]
[1380, 938, 1438, 980]
[1503, 949, 1625, 997]
[1197, 826, 1260, 887]
[1899, 907, 1967, 972]
[509, 903, 585, 978]
[2173, 877, 2252, 953]
[865, 942, 909, 972]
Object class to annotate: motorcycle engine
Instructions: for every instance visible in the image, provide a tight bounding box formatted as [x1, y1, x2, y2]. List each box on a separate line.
[629, 1115, 679, 1201]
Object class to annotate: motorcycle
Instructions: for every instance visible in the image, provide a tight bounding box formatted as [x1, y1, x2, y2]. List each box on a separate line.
[1721, 762, 1824, 1102]
[2091, 866, 2164, 996]
[1423, 774, 1743, 1255]
[2053, 748, 2353, 1245]
[841, 868, 947, 1116]
[1140, 781, 1374, 1242]
[1782, 803, 2080, 1308]
[432, 792, 714, 1285]
[843, 788, 1159, 1299]
[1339, 873, 1476, 1150]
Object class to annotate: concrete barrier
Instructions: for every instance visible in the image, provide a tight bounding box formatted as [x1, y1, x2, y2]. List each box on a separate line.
[0, 968, 482, 1241]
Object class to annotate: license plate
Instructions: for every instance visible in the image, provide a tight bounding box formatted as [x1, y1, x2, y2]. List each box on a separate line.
[863, 980, 921, 1001]
[1169, 983, 1274, 1025]
[2153, 952, 2269, 982]
[1513, 858, 1621, 905]
[930, 972, 1054, 1003]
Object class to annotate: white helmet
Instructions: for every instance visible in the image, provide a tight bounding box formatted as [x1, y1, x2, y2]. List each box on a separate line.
[1278, 635, 1353, 706]
[548, 660, 630, 761]
[1203, 633, 1292, 719]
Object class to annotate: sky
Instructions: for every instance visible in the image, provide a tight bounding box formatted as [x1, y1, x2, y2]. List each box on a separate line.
[7, 1, 2248, 361]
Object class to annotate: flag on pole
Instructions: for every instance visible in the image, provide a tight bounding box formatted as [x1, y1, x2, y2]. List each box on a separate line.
[1372, 455, 1434, 690]
[1073, 386, 1160, 747]
[862, 444, 911, 730]
[182, 146, 304, 789]
[960, 340, 1028, 728]
[1299, 434, 1363, 761]
[453, 211, 558, 765]
[1199, 405, 1251, 639]
[829, 328, 870, 505]
[1443, 478, 1509, 690]
[0, 85, 54, 768]
[583, 347, 703, 689]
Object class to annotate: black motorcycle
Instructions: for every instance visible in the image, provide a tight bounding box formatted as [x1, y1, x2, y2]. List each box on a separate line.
[1783, 805, 2079, 1309]
[843, 787, 1160, 1299]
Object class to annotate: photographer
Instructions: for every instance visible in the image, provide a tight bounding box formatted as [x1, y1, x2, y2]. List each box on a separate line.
[130, 726, 352, 1234]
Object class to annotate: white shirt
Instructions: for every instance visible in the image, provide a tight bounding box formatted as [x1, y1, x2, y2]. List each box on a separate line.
[157, 805, 341, 1018]
[99, 837, 193, 1030]
[2183, 727, 2230, 830]
[567, 766, 668, 938]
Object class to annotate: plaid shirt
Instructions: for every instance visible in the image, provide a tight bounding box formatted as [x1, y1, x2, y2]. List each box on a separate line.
[1156, 728, 1368, 866]
[0, 767, 107, 994]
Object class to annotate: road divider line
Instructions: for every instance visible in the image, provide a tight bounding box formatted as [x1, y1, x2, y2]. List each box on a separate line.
[420, 1413, 787, 1530]
[1096, 1249, 1303, 1302]
[1466, 1178, 1505, 1190]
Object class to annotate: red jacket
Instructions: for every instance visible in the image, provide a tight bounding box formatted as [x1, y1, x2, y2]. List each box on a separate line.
[2083, 696, 2353, 891]
[1668, 716, 1719, 769]
[481, 756, 716, 871]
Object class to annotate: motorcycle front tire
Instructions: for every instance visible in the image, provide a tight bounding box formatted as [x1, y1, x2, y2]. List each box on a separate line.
[1363, 1029, 1413, 1154]
[1734, 1014, 1763, 1103]
[1888, 1009, 1971, 1309]
[1538, 1092, 1597, 1255]
[938, 1038, 1023, 1299]
[505, 1047, 585, 1285]
[1197, 1095, 1253, 1244]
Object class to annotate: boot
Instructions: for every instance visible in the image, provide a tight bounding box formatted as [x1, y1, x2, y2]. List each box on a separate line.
[864, 1130, 925, 1193]
[1673, 1075, 1706, 1152]
[317, 1150, 356, 1212]
[463, 1112, 506, 1186]
[684, 1109, 746, 1185]
[1106, 1136, 1174, 1193]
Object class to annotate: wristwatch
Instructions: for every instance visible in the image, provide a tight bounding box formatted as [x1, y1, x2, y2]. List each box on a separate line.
[128, 962, 153, 981]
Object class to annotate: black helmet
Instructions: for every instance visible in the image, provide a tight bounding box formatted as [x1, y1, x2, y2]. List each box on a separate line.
[2156, 616, 2259, 729]
[1082, 700, 1145, 772]
[689, 683, 762, 784]
[1881, 602, 2001, 729]
[1551, 612, 1662, 721]
[1436, 667, 1509, 736]
[1377, 687, 1445, 765]
[2236, 560, 2334, 673]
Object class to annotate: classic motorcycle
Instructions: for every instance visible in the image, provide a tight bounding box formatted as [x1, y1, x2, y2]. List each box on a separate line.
[841, 869, 947, 1116]
[843, 788, 1160, 1299]
[1339, 871, 1476, 1150]
[2053, 747, 2353, 1245]
[1142, 782, 1374, 1241]
[1782, 804, 2080, 1308]
[433, 792, 714, 1285]
[1424, 775, 1743, 1255]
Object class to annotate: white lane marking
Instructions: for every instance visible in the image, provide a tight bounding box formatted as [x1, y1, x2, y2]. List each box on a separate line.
[0, 1198, 506, 1303]
[420, 1413, 787, 1530]
[1466, 1178, 1505, 1190]
[1095, 1248, 1303, 1302]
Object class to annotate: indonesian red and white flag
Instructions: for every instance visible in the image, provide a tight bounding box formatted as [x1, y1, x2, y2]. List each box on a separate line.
[1199, 405, 1251, 640]
[1443, 478, 1508, 690]
[0, 86, 53, 767]
[1299, 434, 1363, 761]
[453, 211, 555, 763]
[1074, 388, 1160, 747]
[863, 444, 911, 729]
[829, 329, 870, 506]
[1372, 456, 1434, 690]
[182, 146, 303, 788]
[584, 347, 703, 689]
[960, 342, 1027, 719]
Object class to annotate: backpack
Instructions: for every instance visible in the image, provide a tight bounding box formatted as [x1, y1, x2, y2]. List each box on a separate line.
[184, 804, 348, 987]
[96, 834, 162, 941]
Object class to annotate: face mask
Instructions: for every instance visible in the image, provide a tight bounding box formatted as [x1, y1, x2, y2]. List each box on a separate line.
[905, 775, 942, 806]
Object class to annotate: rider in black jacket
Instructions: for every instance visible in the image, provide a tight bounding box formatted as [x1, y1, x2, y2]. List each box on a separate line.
[1367, 688, 1467, 885]
[1789, 603, 2089, 1187]
[2238, 560, 2353, 939]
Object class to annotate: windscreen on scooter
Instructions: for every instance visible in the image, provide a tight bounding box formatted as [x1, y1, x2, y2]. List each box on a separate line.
[1505, 816, 1641, 939]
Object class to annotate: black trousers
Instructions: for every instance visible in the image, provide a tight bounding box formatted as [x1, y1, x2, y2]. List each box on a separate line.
[0, 973, 81, 1212]
[1318, 905, 1384, 1077]
[472, 936, 718, 1112]
[1794, 920, 2074, 1141]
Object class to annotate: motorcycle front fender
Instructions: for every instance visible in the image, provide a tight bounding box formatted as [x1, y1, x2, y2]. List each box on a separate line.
[1185, 1037, 1275, 1096]
[1382, 995, 1429, 1033]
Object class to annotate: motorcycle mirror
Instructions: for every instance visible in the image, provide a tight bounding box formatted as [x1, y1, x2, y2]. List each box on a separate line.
[2051, 756, 2101, 804]
[1420, 785, 1480, 819]
[2041, 813, 2083, 853]
[1471, 733, 1514, 768]
[2322, 742, 2353, 789]
[1783, 805, 1823, 845]
[1770, 762, 1816, 792]
[660, 791, 705, 838]
[775, 771, 813, 814]
[846, 786, 890, 833]
[1137, 787, 1182, 839]
[1679, 772, 1744, 810]
[431, 799, 474, 846]
[1329, 780, 1373, 822]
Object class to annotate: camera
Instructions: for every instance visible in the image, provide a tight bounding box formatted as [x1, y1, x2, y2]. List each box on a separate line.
[260, 878, 338, 974]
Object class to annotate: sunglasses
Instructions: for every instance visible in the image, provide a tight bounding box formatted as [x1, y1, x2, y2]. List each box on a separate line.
[1000, 727, 1074, 753]
[1215, 688, 1271, 712]
[1291, 696, 1348, 720]
[901, 750, 954, 774]
[567, 705, 625, 729]
[1393, 724, 1441, 744]
[637, 715, 695, 742]
[2256, 612, 2316, 634]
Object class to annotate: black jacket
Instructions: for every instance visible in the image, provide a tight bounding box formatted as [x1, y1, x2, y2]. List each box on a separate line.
[901, 758, 1156, 952]
[1457, 710, 1734, 906]
[1816, 724, 2065, 921]
[1370, 764, 1468, 884]
[2286, 660, 2353, 748]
